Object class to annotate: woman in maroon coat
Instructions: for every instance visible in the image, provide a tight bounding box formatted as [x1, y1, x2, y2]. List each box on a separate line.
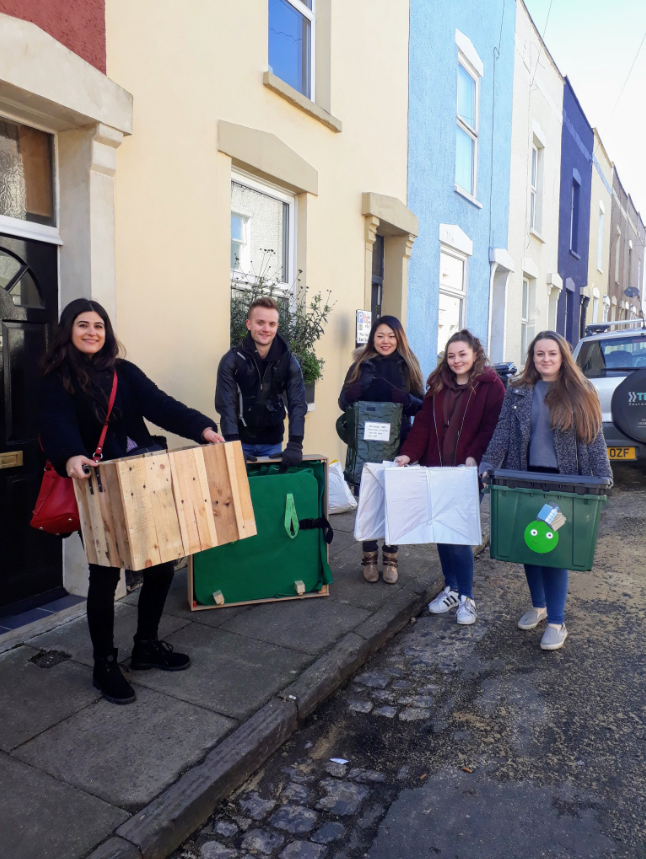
[395, 330, 504, 625]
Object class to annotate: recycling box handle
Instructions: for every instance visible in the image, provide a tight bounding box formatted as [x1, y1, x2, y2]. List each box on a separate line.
[285, 493, 299, 540]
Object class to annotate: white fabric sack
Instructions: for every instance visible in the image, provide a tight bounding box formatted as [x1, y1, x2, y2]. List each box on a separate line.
[385, 466, 482, 546]
[353, 461, 398, 541]
[328, 461, 357, 514]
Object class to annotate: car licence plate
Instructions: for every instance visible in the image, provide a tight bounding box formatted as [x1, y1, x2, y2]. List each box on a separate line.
[607, 446, 636, 460]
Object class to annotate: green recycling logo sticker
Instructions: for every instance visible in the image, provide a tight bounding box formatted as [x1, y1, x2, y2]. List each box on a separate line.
[524, 520, 559, 554]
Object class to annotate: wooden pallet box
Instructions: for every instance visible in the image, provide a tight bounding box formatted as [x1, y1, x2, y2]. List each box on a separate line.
[74, 441, 255, 571]
[188, 455, 332, 610]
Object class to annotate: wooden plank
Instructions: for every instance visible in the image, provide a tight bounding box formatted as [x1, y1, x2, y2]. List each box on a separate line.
[191, 447, 218, 550]
[227, 442, 256, 540]
[169, 447, 217, 555]
[202, 443, 239, 546]
[116, 457, 163, 570]
[85, 468, 111, 567]
[146, 455, 184, 564]
[73, 478, 98, 566]
[190, 586, 331, 611]
[94, 464, 124, 568]
[101, 462, 130, 569]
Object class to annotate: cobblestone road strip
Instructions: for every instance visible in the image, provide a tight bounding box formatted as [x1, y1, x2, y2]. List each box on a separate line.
[172, 466, 646, 859]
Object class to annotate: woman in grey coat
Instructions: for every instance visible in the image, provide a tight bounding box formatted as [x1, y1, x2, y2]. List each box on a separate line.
[481, 331, 611, 651]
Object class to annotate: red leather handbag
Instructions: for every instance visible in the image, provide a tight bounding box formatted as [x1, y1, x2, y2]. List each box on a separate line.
[31, 372, 118, 535]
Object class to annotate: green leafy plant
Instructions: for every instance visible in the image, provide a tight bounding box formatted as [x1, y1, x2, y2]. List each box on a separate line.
[230, 256, 334, 386]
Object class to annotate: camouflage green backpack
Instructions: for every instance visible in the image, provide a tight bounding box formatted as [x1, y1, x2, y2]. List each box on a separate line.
[336, 401, 403, 487]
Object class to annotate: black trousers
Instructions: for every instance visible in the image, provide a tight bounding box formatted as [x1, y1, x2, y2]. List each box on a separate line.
[362, 541, 398, 553]
[87, 561, 175, 658]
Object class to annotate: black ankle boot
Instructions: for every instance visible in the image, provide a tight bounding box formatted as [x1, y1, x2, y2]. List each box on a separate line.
[130, 638, 191, 672]
[93, 649, 136, 705]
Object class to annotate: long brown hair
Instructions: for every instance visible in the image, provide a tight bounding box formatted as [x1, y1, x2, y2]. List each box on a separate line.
[512, 330, 602, 443]
[40, 298, 123, 420]
[426, 329, 489, 396]
[346, 315, 424, 395]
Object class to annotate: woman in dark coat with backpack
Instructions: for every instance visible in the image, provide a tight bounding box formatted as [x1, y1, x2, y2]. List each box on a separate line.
[395, 330, 505, 624]
[39, 299, 224, 704]
[339, 315, 424, 584]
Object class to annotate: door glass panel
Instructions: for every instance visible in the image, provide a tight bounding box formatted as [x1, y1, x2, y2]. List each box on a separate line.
[3, 322, 47, 442]
[440, 251, 464, 293]
[0, 119, 54, 226]
[438, 293, 463, 357]
[0, 250, 22, 288]
[8, 271, 43, 308]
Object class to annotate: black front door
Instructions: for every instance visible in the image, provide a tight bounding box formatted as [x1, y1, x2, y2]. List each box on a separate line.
[0, 234, 61, 610]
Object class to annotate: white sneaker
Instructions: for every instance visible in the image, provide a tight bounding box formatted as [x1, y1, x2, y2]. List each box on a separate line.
[428, 586, 459, 614]
[540, 624, 568, 650]
[456, 595, 477, 625]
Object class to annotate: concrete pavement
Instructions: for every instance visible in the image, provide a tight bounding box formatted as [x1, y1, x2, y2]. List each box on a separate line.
[1, 502, 491, 859]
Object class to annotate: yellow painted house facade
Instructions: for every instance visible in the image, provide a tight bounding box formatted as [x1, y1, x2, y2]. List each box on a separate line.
[106, 0, 416, 463]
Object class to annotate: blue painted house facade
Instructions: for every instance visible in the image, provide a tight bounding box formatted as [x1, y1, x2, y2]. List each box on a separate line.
[557, 78, 593, 345]
[406, 0, 516, 373]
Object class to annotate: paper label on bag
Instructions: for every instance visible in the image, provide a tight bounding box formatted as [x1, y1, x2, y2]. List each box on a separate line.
[363, 422, 391, 442]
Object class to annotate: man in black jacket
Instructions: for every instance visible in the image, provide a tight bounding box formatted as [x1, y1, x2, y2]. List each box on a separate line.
[215, 296, 307, 469]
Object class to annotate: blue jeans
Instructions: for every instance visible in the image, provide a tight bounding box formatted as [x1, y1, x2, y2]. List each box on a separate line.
[242, 442, 282, 458]
[524, 565, 569, 626]
[437, 543, 474, 600]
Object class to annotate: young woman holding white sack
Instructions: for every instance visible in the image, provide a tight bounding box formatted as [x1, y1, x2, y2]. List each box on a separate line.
[395, 330, 505, 624]
[339, 316, 424, 584]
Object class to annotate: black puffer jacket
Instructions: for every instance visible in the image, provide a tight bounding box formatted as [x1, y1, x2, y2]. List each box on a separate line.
[39, 360, 217, 476]
[338, 353, 423, 442]
[215, 333, 307, 446]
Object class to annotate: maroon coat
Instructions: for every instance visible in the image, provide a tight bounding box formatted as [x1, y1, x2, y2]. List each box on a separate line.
[400, 367, 505, 467]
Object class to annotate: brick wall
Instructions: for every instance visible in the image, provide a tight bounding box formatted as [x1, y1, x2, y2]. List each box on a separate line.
[0, 0, 106, 72]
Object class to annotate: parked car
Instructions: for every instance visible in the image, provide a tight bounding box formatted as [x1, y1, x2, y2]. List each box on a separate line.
[573, 319, 646, 464]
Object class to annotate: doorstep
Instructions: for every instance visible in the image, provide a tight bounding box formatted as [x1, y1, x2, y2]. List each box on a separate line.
[0, 593, 87, 655]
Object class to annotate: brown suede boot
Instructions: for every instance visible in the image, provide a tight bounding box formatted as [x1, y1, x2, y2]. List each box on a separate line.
[362, 550, 379, 583]
[382, 550, 399, 584]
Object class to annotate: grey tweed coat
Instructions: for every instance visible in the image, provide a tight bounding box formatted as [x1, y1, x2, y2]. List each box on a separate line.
[481, 384, 612, 480]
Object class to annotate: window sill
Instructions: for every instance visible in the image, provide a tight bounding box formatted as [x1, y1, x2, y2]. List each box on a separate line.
[263, 72, 342, 133]
[307, 402, 316, 412]
[569, 249, 581, 260]
[454, 185, 483, 209]
[529, 228, 545, 244]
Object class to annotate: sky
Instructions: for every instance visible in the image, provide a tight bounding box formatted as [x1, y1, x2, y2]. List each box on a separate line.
[523, 0, 646, 217]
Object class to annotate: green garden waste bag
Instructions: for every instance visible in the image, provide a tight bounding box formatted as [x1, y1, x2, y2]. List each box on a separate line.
[193, 461, 333, 606]
[336, 401, 403, 487]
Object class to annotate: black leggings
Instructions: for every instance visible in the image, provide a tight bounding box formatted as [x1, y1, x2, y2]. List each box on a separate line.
[362, 541, 398, 553]
[87, 562, 175, 657]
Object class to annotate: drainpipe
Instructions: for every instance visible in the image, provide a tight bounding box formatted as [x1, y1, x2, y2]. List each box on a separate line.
[580, 295, 590, 341]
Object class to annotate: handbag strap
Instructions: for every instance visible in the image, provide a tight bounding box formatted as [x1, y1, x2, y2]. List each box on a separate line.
[92, 371, 118, 462]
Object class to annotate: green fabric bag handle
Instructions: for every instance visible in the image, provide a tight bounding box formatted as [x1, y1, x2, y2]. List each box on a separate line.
[285, 493, 299, 539]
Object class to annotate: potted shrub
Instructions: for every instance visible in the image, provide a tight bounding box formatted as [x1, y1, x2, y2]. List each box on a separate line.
[230, 268, 333, 407]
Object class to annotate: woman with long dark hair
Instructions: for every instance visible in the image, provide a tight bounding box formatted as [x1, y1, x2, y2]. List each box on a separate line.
[39, 299, 224, 704]
[339, 315, 424, 583]
[481, 331, 611, 650]
[395, 330, 505, 624]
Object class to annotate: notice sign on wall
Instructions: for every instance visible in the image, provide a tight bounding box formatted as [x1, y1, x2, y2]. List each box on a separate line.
[356, 310, 372, 346]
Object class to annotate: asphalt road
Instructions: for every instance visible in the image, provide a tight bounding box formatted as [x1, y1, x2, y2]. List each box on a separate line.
[176, 463, 646, 859]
